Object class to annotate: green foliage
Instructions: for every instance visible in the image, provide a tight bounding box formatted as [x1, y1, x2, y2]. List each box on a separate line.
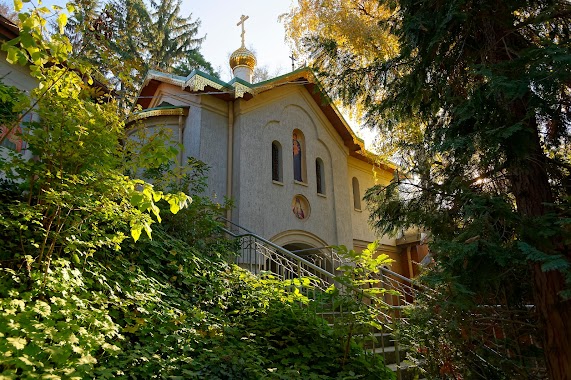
[0, 72, 189, 272]
[293, 0, 571, 377]
[0, 227, 394, 379]
[0, 5, 190, 278]
[313, 242, 399, 371]
[399, 269, 543, 379]
[0, 81, 27, 125]
[0, 260, 122, 379]
[334, 242, 396, 305]
[125, 132, 235, 253]
[158, 157, 235, 254]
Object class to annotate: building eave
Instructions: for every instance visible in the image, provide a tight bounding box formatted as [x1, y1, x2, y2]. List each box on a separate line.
[126, 105, 189, 126]
[0, 14, 19, 40]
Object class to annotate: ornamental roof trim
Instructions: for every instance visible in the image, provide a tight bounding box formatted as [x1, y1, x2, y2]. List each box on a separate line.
[127, 106, 189, 124]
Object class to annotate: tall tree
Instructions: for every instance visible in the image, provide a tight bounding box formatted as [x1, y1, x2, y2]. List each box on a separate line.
[284, 0, 571, 378]
[65, 0, 215, 108]
[172, 48, 218, 78]
[144, 0, 203, 71]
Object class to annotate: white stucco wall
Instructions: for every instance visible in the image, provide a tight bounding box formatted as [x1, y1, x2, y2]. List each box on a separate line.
[232, 86, 357, 248]
[136, 78, 397, 252]
[145, 83, 228, 201]
[347, 156, 394, 247]
[197, 98, 228, 201]
[0, 51, 37, 94]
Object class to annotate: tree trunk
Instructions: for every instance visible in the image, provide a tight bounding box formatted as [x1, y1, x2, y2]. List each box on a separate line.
[508, 120, 571, 380]
[532, 265, 571, 379]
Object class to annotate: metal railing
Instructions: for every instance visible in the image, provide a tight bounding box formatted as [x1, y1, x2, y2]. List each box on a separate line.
[220, 219, 336, 291]
[217, 217, 421, 380]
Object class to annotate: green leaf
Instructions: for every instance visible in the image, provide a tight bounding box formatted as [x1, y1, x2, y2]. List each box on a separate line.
[142, 222, 152, 239]
[6, 46, 21, 65]
[7, 337, 27, 350]
[130, 193, 144, 207]
[131, 224, 142, 242]
[57, 13, 68, 35]
[152, 190, 162, 202]
[19, 33, 34, 50]
[168, 199, 180, 214]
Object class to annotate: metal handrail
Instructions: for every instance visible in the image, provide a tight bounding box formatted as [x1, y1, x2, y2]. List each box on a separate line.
[218, 218, 427, 317]
[217, 217, 543, 379]
[216, 216, 424, 380]
[220, 226, 335, 280]
[218, 216, 419, 293]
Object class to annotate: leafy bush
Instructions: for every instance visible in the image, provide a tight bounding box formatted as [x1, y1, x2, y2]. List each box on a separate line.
[1, 228, 394, 379]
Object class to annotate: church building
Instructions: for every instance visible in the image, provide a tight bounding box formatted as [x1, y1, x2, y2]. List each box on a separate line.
[128, 17, 425, 277]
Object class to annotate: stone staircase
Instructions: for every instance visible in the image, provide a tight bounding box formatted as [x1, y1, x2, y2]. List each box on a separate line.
[219, 218, 546, 379]
[321, 310, 423, 380]
[218, 218, 426, 380]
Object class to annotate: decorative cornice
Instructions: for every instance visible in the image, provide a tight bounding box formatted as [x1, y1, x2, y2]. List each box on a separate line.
[184, 75, 225, 92]
[144, 71, 186, 88]
[127, 107, 188, 124]
[233, 82, 253, 98]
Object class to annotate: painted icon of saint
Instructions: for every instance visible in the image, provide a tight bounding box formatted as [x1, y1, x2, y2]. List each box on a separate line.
[293, 197, 305, 219]
[293, 132, 302, 181]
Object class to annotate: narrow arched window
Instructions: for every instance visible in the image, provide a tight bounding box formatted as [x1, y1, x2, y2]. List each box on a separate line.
[352, 177, 361, 210]
[292, 129, 306, 182]
[316, 158, 325, 195]
[272, 141, 282, 182]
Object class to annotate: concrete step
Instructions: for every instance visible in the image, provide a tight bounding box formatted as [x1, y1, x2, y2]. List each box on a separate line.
[359, 332, 394, 348]
[387, 362, 425, 380]
[369, 344, 406, 365]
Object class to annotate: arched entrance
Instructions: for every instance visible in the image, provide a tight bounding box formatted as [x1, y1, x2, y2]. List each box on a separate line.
[269, 230, 336, 274]
[270, 229, 328, 249]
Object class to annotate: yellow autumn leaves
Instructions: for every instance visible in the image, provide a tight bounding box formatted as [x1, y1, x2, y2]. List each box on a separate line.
[281, 0, 399, 65]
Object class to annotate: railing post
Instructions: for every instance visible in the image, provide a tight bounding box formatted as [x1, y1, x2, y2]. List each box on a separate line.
[395, 288, 402, 380]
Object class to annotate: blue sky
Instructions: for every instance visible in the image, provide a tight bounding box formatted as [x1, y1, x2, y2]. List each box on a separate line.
[182, 1, 294, 80]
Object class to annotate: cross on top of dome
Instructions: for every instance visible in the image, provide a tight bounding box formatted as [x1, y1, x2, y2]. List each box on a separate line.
[237, 14, 249, 48]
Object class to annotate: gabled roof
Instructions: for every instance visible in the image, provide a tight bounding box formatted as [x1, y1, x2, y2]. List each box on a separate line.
[136, 67, 395, 172]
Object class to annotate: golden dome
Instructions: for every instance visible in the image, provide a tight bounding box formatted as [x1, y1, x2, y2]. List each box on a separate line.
[229, 46, 256, 70]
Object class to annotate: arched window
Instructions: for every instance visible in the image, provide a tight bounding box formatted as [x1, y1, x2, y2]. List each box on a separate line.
[316, 158, 325, 194]
[352, 177, 361, 210]
[272, 141, 282, 182]
[292, 129, 306, 183]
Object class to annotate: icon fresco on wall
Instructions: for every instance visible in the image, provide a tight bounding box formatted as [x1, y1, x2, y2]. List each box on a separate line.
[292, 195, 310, 220]
[292, 132, 302, 181]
